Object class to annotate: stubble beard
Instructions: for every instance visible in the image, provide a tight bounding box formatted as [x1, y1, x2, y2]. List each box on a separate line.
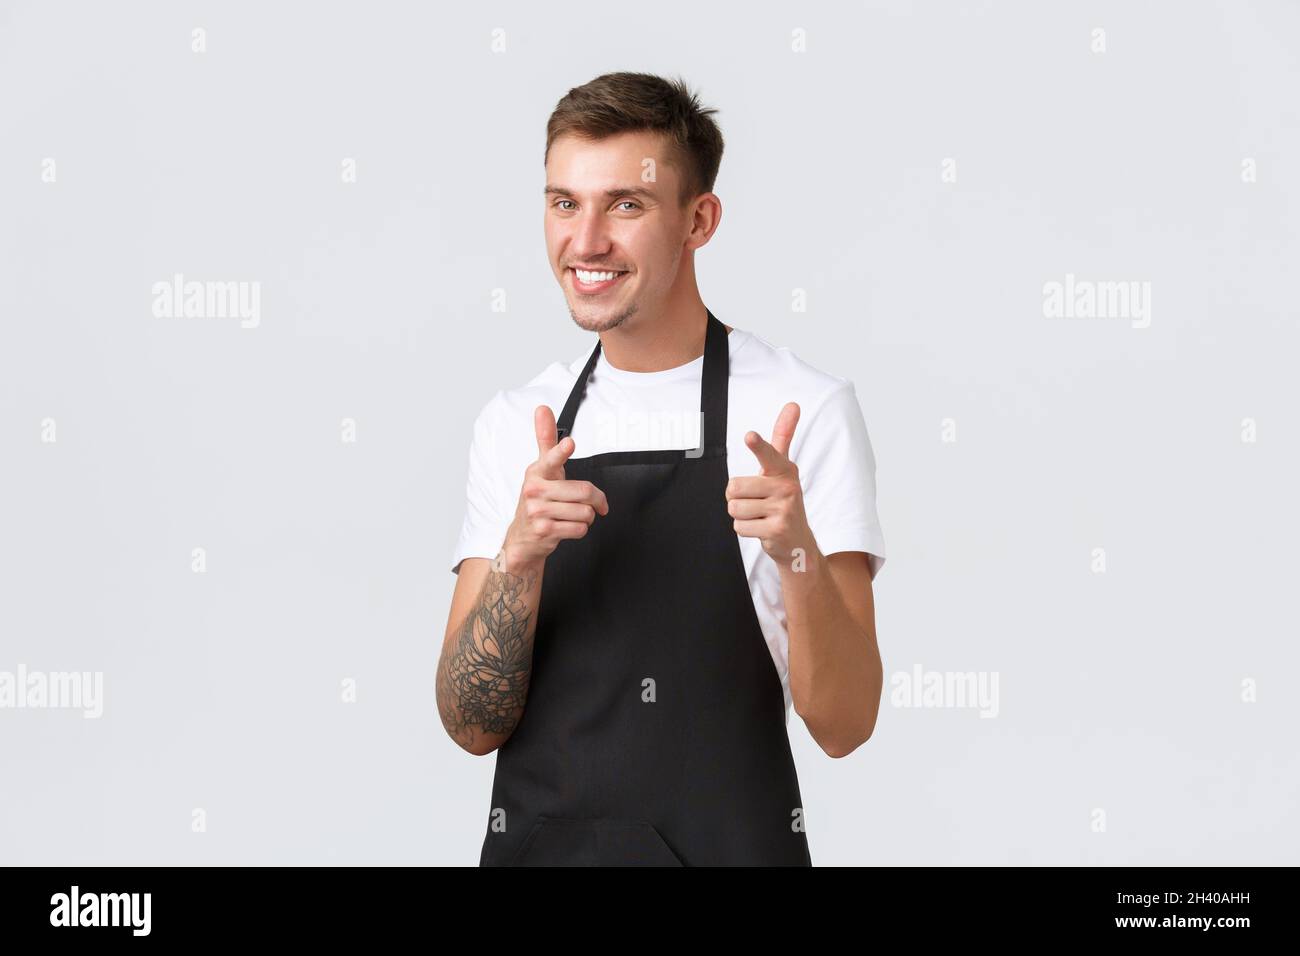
[569, 300, 638, 333]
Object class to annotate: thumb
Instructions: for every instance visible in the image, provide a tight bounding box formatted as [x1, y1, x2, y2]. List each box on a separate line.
[535, 405, 558, 458]
[535, 405, 574, 475]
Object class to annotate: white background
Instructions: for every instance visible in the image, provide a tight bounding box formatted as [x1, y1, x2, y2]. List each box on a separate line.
[1, 0, 1296, 864]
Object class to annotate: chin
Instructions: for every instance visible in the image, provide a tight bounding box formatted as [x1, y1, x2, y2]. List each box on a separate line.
[569, 303, 637, 333]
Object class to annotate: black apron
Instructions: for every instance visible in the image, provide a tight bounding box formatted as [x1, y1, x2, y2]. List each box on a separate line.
[479, 310, 812, 866]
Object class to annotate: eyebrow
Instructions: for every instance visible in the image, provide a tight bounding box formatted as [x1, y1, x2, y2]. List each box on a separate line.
[544, 185, 658, 202]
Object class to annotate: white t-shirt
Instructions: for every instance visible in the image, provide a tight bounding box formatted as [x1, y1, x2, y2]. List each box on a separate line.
[450, 325, 887, 723]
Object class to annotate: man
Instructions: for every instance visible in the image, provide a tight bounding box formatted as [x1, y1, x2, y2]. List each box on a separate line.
[438, 72, 886, 866]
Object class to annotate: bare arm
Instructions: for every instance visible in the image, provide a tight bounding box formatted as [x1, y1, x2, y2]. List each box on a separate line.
[782, 548, 881, 758]
[728, 402, 882, 759]
[437, 404, 608, 755]
[436, 551, 545, 755]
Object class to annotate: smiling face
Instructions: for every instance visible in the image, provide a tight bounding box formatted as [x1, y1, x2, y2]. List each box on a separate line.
[544, 130, 696, 333]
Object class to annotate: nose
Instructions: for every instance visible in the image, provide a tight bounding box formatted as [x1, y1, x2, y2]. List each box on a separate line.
[567, 208, 613, 264]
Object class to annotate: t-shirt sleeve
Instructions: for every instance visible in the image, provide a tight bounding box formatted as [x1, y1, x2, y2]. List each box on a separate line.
[794, 381, 887, 580]
[450, 393, 516, 575]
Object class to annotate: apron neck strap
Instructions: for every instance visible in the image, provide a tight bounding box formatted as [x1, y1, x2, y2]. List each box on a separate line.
[556, 309, 729, 454]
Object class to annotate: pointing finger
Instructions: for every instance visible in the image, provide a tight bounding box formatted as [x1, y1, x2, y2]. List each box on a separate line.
[770, 402, 800, 458]
[744, 430, 792, 477]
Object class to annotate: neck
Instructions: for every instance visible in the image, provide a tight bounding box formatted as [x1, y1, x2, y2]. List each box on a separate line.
[598, 284, 731, 372]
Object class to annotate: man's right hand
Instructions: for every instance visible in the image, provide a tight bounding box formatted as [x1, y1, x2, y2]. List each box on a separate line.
[499, 405, 609, 572]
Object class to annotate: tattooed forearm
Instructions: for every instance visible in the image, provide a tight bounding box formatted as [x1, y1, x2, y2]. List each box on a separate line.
[437, 559, 542, 751]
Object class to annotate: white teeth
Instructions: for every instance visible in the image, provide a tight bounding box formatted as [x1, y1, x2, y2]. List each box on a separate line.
[574, 268, 623, 283]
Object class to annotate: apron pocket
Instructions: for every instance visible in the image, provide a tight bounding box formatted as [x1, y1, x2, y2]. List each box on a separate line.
[510, 816, 684, 866]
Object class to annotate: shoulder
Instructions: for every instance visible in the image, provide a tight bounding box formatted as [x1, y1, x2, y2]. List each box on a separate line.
[727, 327, 859, 451]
